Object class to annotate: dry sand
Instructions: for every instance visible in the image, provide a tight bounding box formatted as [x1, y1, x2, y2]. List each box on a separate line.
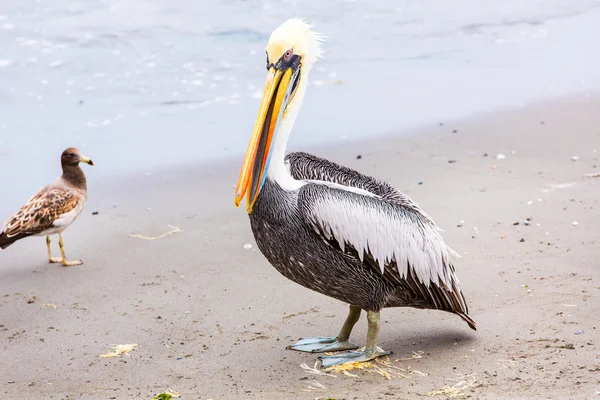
[1, 94, 599, 399]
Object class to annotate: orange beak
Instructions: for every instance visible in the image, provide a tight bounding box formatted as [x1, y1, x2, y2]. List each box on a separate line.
[234, 67, 294, 213]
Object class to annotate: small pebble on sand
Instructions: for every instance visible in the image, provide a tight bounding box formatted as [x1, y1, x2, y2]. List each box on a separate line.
[356, 154, 362, 159]
[243, 244, 253, 250]
[496, 154, 506, 160]
[572, 156, 579, 161]
[92, 211, 99, 215]
[572, 221, 579, 226]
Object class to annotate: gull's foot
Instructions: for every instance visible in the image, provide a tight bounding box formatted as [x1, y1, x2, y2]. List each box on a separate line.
[48, 257, 62, 264]
[319, 349, 392, 368]
[61, 259, 83, 267]
[286, 336, 359, 353]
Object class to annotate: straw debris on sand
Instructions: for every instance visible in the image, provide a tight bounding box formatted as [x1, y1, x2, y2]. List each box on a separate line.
[427, 374, 479, 398]
[300, 350, 428, 380]
[129, 225, 181, 241]
[324, 357, 428, 379]
[100, 344, 138, 358]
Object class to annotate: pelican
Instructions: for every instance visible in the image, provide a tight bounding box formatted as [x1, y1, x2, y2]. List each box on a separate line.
[0, 147, 94, 266]
[235, 19, 476, 367]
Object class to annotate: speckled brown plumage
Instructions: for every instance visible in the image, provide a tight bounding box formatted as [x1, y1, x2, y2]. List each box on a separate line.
[0, 148, 93, 266]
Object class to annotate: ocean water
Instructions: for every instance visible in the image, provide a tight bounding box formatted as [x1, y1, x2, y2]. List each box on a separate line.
[0, 0, 599, 201]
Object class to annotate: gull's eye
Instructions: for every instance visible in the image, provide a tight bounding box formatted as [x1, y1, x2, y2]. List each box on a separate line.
[284, 49, 293, 60]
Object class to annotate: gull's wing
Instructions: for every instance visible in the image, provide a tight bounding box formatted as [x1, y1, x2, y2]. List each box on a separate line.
[2, 185, 80, 239]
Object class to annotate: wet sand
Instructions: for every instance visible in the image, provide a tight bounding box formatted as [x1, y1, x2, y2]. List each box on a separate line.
[1, 94, 599, 399]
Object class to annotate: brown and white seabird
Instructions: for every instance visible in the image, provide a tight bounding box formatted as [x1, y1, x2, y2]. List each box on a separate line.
[0, 147, 94, 266]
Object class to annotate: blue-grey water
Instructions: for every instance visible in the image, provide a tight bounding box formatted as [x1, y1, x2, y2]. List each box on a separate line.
[1, 0, 599, 204]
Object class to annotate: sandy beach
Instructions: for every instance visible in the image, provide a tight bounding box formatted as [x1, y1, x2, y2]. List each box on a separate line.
[1, 93, 599, 399]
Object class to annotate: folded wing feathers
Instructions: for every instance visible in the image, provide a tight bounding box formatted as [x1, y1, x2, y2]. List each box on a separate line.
[301, 184, 457, 290]
[3, 186, 80, 237]
[289, 151, 468, 314]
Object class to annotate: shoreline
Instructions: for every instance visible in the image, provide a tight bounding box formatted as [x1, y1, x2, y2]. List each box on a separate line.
[87, 89, 599, 186]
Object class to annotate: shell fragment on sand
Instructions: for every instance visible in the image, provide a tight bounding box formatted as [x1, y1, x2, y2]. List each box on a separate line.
[100, 344, 138, 358]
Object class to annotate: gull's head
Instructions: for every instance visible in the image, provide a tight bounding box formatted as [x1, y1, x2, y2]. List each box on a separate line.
[234, 19, 323, 214]
[61, 147, 94, 167]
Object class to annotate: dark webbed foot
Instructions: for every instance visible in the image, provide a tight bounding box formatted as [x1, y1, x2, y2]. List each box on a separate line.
[286, 305, 362, 354]
[319, 348, 391, 368]
[319, 309, 390, 368]
[287, 336, 359, 353]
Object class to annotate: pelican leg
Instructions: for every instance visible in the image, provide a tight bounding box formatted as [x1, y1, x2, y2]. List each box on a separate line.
[58, 235, 83, 267]
[286, 305, 361, 353]
[47, 236, 62, 263]
[319, 310, 391, 368]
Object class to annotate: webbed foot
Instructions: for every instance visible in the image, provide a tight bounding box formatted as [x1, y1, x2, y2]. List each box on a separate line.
[287, 336, 359, 353]
[319, 348, 392, 368]
[48, 257, 63, 264]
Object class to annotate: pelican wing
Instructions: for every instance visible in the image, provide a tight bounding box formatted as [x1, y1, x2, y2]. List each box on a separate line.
[286, 151, 437, 222]
[298, 182, 470, 316]
[3, 185, 80, 237]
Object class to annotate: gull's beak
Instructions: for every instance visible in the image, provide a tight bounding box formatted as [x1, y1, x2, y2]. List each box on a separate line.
[234, 66, 296, 214]
[80, 156, 94, 166]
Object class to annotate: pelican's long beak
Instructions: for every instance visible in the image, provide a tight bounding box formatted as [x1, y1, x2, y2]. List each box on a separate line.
[235, 67, 295, 213]
[80, 156, 94, 166]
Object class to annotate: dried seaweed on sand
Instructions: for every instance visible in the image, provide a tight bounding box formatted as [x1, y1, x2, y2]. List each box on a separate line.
[151, 390, 180, 400]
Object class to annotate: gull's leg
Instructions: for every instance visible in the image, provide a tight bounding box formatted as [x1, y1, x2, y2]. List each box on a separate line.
[58, 234, 83, 267]
[287, 305, 361, 353]
[47, 236, 62, 263]
[319, 310, 391, 368]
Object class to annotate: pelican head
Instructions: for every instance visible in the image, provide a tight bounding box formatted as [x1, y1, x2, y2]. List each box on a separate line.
[235, 18, 323, 213]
